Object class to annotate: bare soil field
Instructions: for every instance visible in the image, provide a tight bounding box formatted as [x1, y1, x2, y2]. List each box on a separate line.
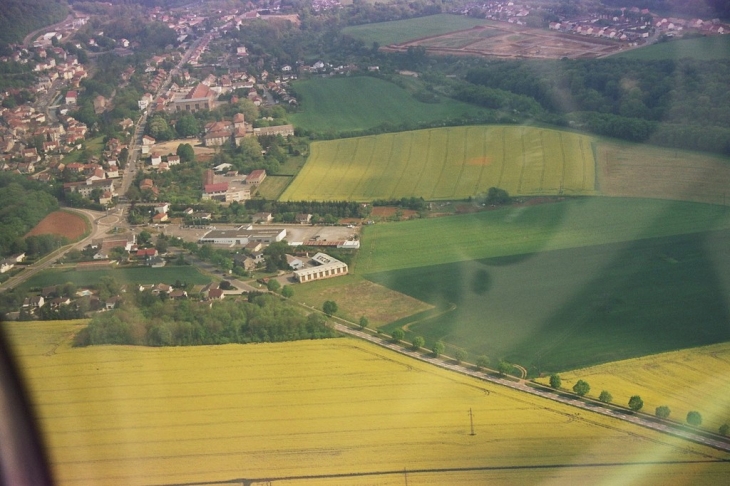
[371, 206, 419, 220]
[386, 23, 624, 59]
[25, 210, 88, 241]
[596, 142, 730, 205]
[152, 138, 215, 160]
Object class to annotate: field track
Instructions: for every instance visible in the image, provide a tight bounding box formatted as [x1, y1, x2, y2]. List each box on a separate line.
[281, 126, 596, 201]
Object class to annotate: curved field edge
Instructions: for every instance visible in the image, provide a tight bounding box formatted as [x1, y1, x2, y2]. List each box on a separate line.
[4, 320, 730, 485]
[25, 210, 91, 241]
[280, 125, 596, 202]
[537, 342, 730, 433]
[289, 76, 490, 133]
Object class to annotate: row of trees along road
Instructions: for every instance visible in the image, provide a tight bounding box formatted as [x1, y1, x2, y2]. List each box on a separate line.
[549, 374, 729, 434]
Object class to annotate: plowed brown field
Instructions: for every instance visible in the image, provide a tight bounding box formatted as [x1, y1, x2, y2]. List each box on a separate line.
[25, 210, 88, 241]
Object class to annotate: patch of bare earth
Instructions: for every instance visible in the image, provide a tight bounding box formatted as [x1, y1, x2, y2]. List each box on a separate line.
[25, 211, 88, 241]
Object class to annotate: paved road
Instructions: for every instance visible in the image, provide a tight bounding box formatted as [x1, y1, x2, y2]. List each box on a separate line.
[0, 208, 109, 292]
[332, 322, 730, 454]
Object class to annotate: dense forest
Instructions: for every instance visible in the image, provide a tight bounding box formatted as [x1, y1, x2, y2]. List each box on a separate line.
[0, 0, 68, 45]
[0, 174, 59, 257]
[73, 293, 337, 347]
[463, 59, 730, 154]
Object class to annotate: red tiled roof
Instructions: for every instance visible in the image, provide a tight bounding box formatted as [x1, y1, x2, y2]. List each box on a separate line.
[204, 182, 228, 193]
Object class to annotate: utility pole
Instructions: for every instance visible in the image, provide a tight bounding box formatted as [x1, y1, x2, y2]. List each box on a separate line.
[469, 408, 476, 436]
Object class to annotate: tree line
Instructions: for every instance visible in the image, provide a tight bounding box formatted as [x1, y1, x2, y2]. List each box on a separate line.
[0, 174, 59, 257]
[73, 292, 336, 347]
[463, 59, 730, 155]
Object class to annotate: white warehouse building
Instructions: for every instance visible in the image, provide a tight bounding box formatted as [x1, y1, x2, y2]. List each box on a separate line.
[294, 253, 348, 283]
[198, 225, 286, 246]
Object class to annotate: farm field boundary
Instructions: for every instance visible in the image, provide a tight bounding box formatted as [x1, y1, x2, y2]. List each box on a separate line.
[280, 126, 596, 201]
[5, 320, 730, 485]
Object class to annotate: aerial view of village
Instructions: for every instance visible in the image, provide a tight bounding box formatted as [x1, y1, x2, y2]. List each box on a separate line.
[1, 0, 730, 483]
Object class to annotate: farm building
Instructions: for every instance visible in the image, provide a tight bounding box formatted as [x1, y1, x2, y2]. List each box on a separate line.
[293, 253, 348, 283]
[198, 225, 286, 246]
[245, 170, 266, 185]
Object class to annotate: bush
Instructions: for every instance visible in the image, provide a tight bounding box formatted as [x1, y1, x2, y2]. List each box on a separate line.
[598, 390, 612, 403]
[628, 395, 643, 412]
[476, 355, 490, 370]
[432, 340, 445, 357]
[549, 374, 561, 389]
[391, 329, 404, 342]
[572, 380, 590, 397]
[686, 411, 702, 427]
[411, 336, 425, 350]
[655, 406, 671, 419]
[719, 424, 729, 436]
[455, 349, 468, 363]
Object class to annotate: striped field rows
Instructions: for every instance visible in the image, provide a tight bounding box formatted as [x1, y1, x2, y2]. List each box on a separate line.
[281, 125, 597, 201]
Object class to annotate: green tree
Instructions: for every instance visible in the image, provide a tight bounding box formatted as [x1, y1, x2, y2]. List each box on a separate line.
[549, 374, 561, 389]
[432, 341, 445, 357]
[359, 315, 369, 329]
[281, 285, 293, 298]
[138, 230, 152, 245]
[266, 279, 280, 292]
[155, 239, 168, 254]
[686, 411, 702, 427]
[411, 336, 425, 350]
[598, 390, 613, 403]
[455, 349, 468, 363]
[497, 360, 512, 376]
[391, 328, 404, 343]
[655, 406, 671, 419]
[476, 355, 490, 370]
[719, 424, 729, 436]
[176, 143, 196, 163]
[572, 380, 590, 396]
[322, 300, 338, 316]
[176, 113, 200, 137]
[628, 395, 643, 412]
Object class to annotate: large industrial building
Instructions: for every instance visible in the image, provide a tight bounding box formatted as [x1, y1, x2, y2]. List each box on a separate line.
[293, 253, 348, 283]
[198, 225, 286, 246]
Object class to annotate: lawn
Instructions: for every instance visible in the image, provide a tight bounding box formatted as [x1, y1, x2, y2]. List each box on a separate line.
[341, 14, 495, 46]
[19, 266, 210, 290]
[615, 35, 730, 60]
[291, 274, 432, 327]
[357, 198, 730, 371]
[60, 135, 105, 165]
[5, 320, 729, 485]
[289, 76, 491, 133]
[255, 175, 292, 199]
[280, 126, 596, 201]
[537, 342, 730, 433]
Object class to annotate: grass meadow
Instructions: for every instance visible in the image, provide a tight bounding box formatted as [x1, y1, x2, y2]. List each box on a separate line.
[357, 198, 730, 371]
[615, 35, 730, 60]
[291, 274, 432, 327]
[255, 175, 293, 199]
[19, 266, 210, 290]
[341, 14, 493, 46]
[5, 320, 730, 485]
[537, 342, 730, 433]
[280, 126, 596, 201]
[289, 77, 490, 133]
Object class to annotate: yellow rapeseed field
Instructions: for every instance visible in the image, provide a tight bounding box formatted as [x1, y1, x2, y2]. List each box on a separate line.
[4, 320, 730, 485]
[539, 343, 730, 432]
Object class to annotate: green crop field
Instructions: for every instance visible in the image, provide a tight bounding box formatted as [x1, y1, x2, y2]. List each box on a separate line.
[357, 198, 730, 372]
[615, 36, 730, 60]
[256, 175, 292, 199]
[280, 126, 596, 201]
[289, 77, 490, 133]
[19, 266, 210, 290]
[6, 320, 730, 485]
[341, 14, 494, 46]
